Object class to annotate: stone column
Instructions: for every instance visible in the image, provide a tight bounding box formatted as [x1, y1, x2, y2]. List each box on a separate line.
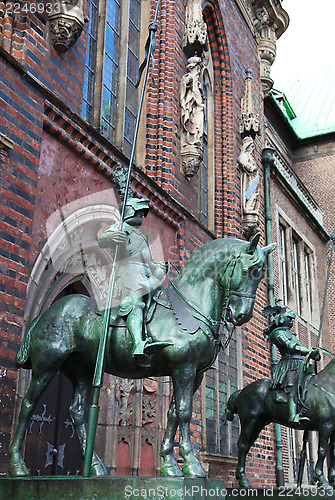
[252, 1, 289, 97]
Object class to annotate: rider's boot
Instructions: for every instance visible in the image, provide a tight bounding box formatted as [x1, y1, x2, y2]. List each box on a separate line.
[127, 308, 171, 362]
[288, 398, 309, 423]
[127, 308, 149, 360]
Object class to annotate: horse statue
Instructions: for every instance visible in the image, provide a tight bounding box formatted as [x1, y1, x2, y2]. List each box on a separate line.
[8, 234, 275, 478]
[225, 358, 335, 490]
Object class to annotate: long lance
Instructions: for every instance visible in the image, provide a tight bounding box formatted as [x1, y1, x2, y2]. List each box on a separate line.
[83, 4, 160, 477]
[297, 227, 335, 487]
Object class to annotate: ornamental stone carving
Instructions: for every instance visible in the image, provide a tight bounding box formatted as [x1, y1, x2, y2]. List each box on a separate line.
[252, 0, 289, 97]
[239, 70, 260, 239]
[180, 56, 204, 177]
[49, 1, 87, 53]
[183, 0, 207, 57]
[181, 0, 208, 177]
[240, 69, 260, 137]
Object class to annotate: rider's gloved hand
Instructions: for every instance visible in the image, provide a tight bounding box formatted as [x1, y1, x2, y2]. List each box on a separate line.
[98, 229, 127, 247]
[310, 347, 321, 361]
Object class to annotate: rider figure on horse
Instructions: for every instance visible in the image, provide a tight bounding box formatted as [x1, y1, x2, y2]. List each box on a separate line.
[263, 299, 320, 423]
[98, 197, 169, 361]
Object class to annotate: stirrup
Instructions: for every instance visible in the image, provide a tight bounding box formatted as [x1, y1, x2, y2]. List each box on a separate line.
[144, 341, 173, 355]
[132, 339, 149, 357]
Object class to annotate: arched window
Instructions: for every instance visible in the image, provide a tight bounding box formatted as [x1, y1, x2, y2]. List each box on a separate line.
[199, 50, 215, 232]
[82, 0, 141, 158]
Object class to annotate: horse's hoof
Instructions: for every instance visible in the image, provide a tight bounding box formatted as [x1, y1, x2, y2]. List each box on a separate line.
[239, 478, 252, 489]
[182, 461, 206, 477]
[237, 472, 252, 489]
[315, 473, 332, 492]
[161, 458, 183, 477]
[90, 456, 107, 476]
[8, 459, 30, 477]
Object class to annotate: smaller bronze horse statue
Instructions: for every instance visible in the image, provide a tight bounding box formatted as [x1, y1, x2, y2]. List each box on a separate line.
[225, 355, 335, 489]
[8, 234, 275, 478]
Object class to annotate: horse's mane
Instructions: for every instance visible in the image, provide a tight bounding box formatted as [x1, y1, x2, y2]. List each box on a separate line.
[181, 237, 264, 271]
[315, 357, 335, 380]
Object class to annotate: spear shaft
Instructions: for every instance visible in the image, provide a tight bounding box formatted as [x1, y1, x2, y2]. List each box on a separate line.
[83, 4, 160, 476]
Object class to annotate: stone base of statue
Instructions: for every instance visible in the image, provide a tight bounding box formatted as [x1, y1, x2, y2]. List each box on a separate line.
[0, 477, 334, 499]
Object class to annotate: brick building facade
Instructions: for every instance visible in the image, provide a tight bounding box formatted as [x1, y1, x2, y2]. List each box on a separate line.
[0, 0, 332, 489]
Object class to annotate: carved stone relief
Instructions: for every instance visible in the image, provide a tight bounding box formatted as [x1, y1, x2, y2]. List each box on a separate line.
[183, 0, 207, 57]
[181, 0, 208, 178]
[118, 379, 134, 426]
[239, 70, 260, 239]
[180, 56, 205, 177]
[49, 1, 87, 53]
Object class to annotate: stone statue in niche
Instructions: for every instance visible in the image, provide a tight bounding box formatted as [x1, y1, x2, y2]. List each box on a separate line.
[181, 56, 204, 147]
[180, 56, 204, 177]
[238, 136, 260, 216]
[239, 70, 260, 239]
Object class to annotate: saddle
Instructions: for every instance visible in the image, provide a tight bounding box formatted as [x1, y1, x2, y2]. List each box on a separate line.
[94, 289, 171, 327]
[272, 363, 315, 412]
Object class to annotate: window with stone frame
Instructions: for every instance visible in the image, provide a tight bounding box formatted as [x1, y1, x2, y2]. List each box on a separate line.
[198, 46, 215, 232]
[82, 0, 141, 158]
[278, 220, 318, 325]
[292, 237, 301, 316]
[202, 327, 240, 459]
[279, 224, 288, 304]
[304, 248, 313, 324]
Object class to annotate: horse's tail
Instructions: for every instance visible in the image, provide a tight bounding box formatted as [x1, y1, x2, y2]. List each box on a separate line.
[222, 389, 242, 424]
[14, 316, 39, 369]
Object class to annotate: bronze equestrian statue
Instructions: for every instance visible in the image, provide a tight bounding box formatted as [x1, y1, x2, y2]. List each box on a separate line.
[225, 302, 335, 490]
[263, 300, 319, 424]
[8, 224, 275, 478]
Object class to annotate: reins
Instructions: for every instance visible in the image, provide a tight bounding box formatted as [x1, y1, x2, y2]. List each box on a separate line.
[169, 251, 258, 349]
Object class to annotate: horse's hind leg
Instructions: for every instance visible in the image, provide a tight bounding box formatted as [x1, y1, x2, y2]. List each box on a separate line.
[314, 424, 333, 490]
[160, 372, 203, 477]
[8, 369, 57, 476]
[66, 367, 107, 476]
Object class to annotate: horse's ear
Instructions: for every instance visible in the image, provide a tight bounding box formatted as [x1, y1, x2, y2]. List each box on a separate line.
[262, 242, 277, 256]
[246, 233, 261, 254]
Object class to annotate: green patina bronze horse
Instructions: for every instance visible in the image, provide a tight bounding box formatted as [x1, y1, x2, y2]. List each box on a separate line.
[225, 358, 335, 489]
[8, 234, 275, 478]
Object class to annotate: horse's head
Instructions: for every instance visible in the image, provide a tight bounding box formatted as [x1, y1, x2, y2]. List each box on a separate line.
[219, 234, 276, 326]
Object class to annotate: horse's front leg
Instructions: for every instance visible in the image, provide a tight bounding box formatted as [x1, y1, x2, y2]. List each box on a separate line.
[328, 430, 335, 486]
[161, 372, 204, 476]
[160, 394, 183, 477]
[314, 424, 332, 491]
[172, 369, 205, 477]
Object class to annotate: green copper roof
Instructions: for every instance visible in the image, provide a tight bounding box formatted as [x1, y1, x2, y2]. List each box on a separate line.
[272, 64, 335, 139]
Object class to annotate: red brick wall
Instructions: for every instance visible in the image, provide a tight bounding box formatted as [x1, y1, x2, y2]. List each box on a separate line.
[294, 147, 335, 352]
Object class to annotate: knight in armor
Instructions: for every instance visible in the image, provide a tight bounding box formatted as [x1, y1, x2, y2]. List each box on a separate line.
[98, 197, 169, 361]
[263, 299, 319, 423]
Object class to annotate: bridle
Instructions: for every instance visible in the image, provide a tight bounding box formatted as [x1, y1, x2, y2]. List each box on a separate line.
[170, 251, 259, 348]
